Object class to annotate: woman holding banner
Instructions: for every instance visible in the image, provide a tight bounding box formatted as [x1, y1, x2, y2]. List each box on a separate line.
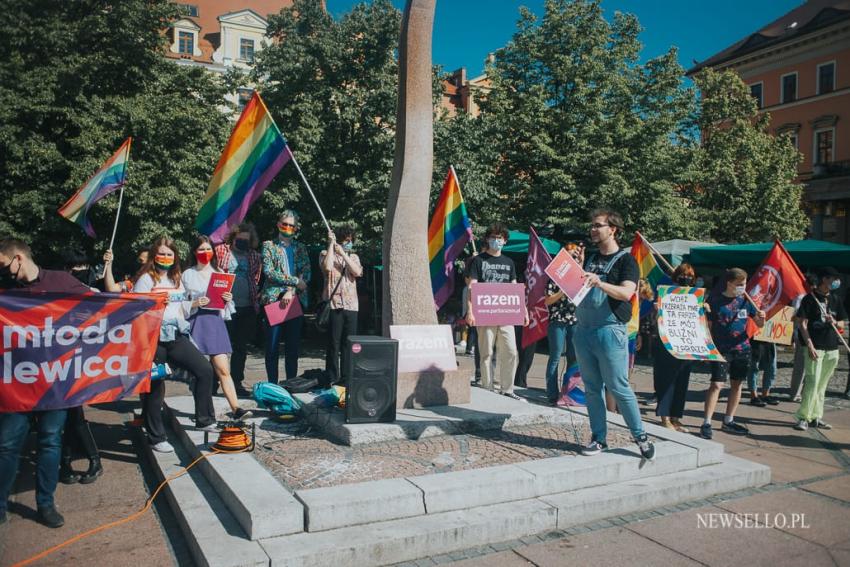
[261, 210, 311, 384]
[183, 236, 251, 420]
[653, 263, 698, 433]
[134, 237, 216, 452]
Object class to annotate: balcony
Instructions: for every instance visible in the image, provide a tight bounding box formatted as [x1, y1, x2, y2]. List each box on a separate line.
[805, 160, 850, 202]
[812, 160, 850, 178]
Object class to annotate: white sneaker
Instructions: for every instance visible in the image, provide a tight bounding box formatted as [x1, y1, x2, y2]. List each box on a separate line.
[793, 419, 808, 431]
[502, 392, 527, 403]
[151, 441, 174, 453]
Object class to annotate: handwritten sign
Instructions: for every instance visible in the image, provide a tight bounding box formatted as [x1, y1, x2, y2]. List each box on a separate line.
[470, 283, 526, 326]
[657, 286, 725, 361]
[390, 325, 457, 373]
[544, 248, 591, 306]
[753, 306, 795, 346]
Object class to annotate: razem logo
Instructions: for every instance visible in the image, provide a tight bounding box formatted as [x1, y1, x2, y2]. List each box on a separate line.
[749, 265, 782, 313]
[470, 283, 526, 326]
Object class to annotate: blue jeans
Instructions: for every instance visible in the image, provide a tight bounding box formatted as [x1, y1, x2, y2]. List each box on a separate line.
[0, 410, 67, 513]
[747, 342, 776, 394]
[546, 322, 576, 402]
[265, 315, 304, 382]
[573, 324, 645, 442]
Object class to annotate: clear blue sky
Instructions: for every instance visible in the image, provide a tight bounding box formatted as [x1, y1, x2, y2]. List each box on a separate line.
[326, 0, 803, 76]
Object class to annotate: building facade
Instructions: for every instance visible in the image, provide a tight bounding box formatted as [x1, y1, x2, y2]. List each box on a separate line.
[440, 68, 490, 118]
[689, 0, 850, 243]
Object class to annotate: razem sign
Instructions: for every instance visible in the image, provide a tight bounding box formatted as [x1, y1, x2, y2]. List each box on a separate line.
[470, 283, 526, 326]
[389, 325, 456, 373]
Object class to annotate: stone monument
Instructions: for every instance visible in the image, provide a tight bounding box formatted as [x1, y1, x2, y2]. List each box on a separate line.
[382, 0, 469, 407]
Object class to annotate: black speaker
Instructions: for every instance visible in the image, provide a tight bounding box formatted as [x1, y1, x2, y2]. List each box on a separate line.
[344, 336, 398, 423]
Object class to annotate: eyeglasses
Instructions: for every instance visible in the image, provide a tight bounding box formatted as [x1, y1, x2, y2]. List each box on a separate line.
[590, 223, 610, 229]
[279, 223, 296, 228]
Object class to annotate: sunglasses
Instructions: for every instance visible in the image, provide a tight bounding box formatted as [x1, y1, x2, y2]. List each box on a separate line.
[279, 223, 296, 228]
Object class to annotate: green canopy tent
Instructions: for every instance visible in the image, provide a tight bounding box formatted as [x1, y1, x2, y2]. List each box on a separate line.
[685, 239, 850, 270]
[500, 230, 562, 256]
[651, 239, 717, 267]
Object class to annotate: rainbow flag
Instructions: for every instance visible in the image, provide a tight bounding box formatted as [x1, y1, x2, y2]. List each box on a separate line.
[428, 166, 473, 309]
[627, 232, 669, 358]
[58, 138, 131, 238]
[196, 91, 291, 242]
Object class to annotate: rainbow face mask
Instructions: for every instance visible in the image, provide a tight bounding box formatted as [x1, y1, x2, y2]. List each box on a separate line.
[154, 254, 175, 270]
[278, 224, 296, 237]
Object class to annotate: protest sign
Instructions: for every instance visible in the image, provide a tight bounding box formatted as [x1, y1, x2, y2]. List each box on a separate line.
[390, 325, 456, 373]
[544, 248, 590, 306]
[657, 285, 724, 361]
[264, 297, 303, 326]
[522, 228, 552, 347]
[470, 283, 525, 326]
[0, 291, 166, 412]
[753, 305, 795, 346]
[205, 272, 235, 310]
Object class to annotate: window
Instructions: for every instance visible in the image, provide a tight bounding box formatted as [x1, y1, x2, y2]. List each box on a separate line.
[781, 72, 797, 104]
[817, 62, 835, 94]
[237, 89, 253, 112]
[789, 133, 798, 150]
[240, 38, 255, 63]
[179, 4, 199, 17]
[178, 31, 194, 55]
[815, 129, 834, 164]
[749, 82, 763, 108]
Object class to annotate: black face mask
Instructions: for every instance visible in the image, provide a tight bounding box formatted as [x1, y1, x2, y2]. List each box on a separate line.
[234, 239, 250, 252]
[0, 256, 21, 287]
[677, 276, 695, 286]
[70, 267, 95, 286]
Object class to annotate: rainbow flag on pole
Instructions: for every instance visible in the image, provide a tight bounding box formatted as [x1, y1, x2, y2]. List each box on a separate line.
[627, 232, 669, 360]
[428, 166, 473, 309]
[58, 138, 131, 238]
[196, 92, 292, 242]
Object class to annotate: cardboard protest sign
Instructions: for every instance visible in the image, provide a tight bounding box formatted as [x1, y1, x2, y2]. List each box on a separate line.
[470, 283, 525, 326]
[544, 248, 590, 306]
[657, 285, 724, 361]
[753, 306, 795, 346]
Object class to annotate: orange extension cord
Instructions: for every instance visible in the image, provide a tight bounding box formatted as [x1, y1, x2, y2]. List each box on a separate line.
[13, 426, 253, 567]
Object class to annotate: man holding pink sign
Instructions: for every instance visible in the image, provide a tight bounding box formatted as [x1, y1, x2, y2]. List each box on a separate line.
[466, 223, 529, 401]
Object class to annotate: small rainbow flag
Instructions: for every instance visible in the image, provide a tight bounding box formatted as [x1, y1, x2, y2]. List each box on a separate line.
[428, 166, 473, 309]
[627, 232, 669, 354]
[196, 91, 291, 242]
[58, 137, 131, 238]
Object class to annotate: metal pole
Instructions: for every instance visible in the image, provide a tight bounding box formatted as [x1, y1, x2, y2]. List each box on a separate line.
[288, 151, 332, 235]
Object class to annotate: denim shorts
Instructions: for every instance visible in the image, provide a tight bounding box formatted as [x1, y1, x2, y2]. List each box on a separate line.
[711, 350, 751, 382]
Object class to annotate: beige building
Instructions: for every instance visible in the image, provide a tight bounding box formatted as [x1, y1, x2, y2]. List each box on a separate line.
[689, 0, 850, 244]
[440, 68, 490, 118]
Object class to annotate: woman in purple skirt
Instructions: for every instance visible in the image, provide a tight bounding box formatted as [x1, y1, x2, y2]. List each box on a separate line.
[182, 236, 251, 420]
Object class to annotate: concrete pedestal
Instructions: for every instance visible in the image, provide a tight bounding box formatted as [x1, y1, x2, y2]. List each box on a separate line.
[396, 369, 470, 408]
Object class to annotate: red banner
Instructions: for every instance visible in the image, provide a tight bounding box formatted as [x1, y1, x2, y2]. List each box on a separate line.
[522, 228, 553, 348]
[747, 240, 809, 320]
[0, 291, 166, 412]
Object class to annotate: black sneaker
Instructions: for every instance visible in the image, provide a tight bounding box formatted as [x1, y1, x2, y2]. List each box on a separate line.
[763, 395, 780, 406]
[37, 506, 65, 528]
[581, 439, 608, 456]
[234, 385, 251, 398]
[636, 434, 656, 461]
[722, 420, 749, 435]
[810, 419, 832, 430]
[230, 407, 253, 421]
[700, 423, 713, 439]
[643, 396, 657, 407]
[749, 397, 767, 407]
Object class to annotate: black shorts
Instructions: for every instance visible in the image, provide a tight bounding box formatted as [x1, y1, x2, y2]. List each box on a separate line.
[710, 351, 751, 382]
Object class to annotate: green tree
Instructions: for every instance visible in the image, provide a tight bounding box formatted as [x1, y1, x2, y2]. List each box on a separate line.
[475, 0, 700, 241]
[0, 0, 230, 267]
[251, 0, 402, 255]
[689, 67, 807, 242]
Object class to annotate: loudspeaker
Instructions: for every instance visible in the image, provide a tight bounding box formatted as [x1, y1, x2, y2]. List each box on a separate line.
[344, 336, 398, 423]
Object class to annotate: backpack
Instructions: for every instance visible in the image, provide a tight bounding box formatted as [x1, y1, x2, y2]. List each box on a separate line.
[252, 382, 303, 416]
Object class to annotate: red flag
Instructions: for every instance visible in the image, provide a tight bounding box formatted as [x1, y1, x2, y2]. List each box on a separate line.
[747, 240, 809, 320]
[522, 227, 553, 348]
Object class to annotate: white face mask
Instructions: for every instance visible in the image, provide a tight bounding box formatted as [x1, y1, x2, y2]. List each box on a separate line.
[488, 238, 505, 251]
[734, 285, 746, 297]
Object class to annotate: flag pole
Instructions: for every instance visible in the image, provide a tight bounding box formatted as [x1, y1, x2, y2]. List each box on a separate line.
[450, 164, 477, 255]
[636, 231, 675, 275]
[813, 296, 850, 354]
[288, 151, 332, 235]
[102, 137, 132, 278]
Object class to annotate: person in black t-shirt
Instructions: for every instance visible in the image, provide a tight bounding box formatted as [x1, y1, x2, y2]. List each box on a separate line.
[466, 223, 527, 401]
[794, 266, 848, 431]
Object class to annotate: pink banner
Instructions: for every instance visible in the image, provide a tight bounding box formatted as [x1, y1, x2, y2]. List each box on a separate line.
[470, 283, 526, 326]
[545, 248, 591, 306]
[522, 228, 552, 348]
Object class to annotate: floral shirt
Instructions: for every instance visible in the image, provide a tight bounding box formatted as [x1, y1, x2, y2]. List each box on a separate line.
[260, 238, 311, 307]
[546, 280, 577, 325]
[320, 250, 362, 311]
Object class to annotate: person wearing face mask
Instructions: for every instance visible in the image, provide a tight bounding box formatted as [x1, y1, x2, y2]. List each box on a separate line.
[701, 268, 766, 439]
[653, 263, 699, 433]
[134, 237, 217, 452]
[466, 223, 528, 401]
[260, 210, 311, 383]
[0, 237, 92, 528]
[63, 248, 99, 290]
[320, 224, 363, 386]
[794, 267, 847, 431]
[215, 223, 262, 397]
[183, 236, 251, 420]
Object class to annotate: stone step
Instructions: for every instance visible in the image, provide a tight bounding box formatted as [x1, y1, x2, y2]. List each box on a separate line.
[138, 426, 270, 567]
[258, 453, 770, 567]
[164, 398, 304, 540]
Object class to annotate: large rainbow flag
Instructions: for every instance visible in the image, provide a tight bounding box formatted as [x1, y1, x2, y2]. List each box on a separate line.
[196, 91, 291, 242]
[627, 232, 670, 359]
[428, 166, 473, 309]
[58, 137, 131, 238]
